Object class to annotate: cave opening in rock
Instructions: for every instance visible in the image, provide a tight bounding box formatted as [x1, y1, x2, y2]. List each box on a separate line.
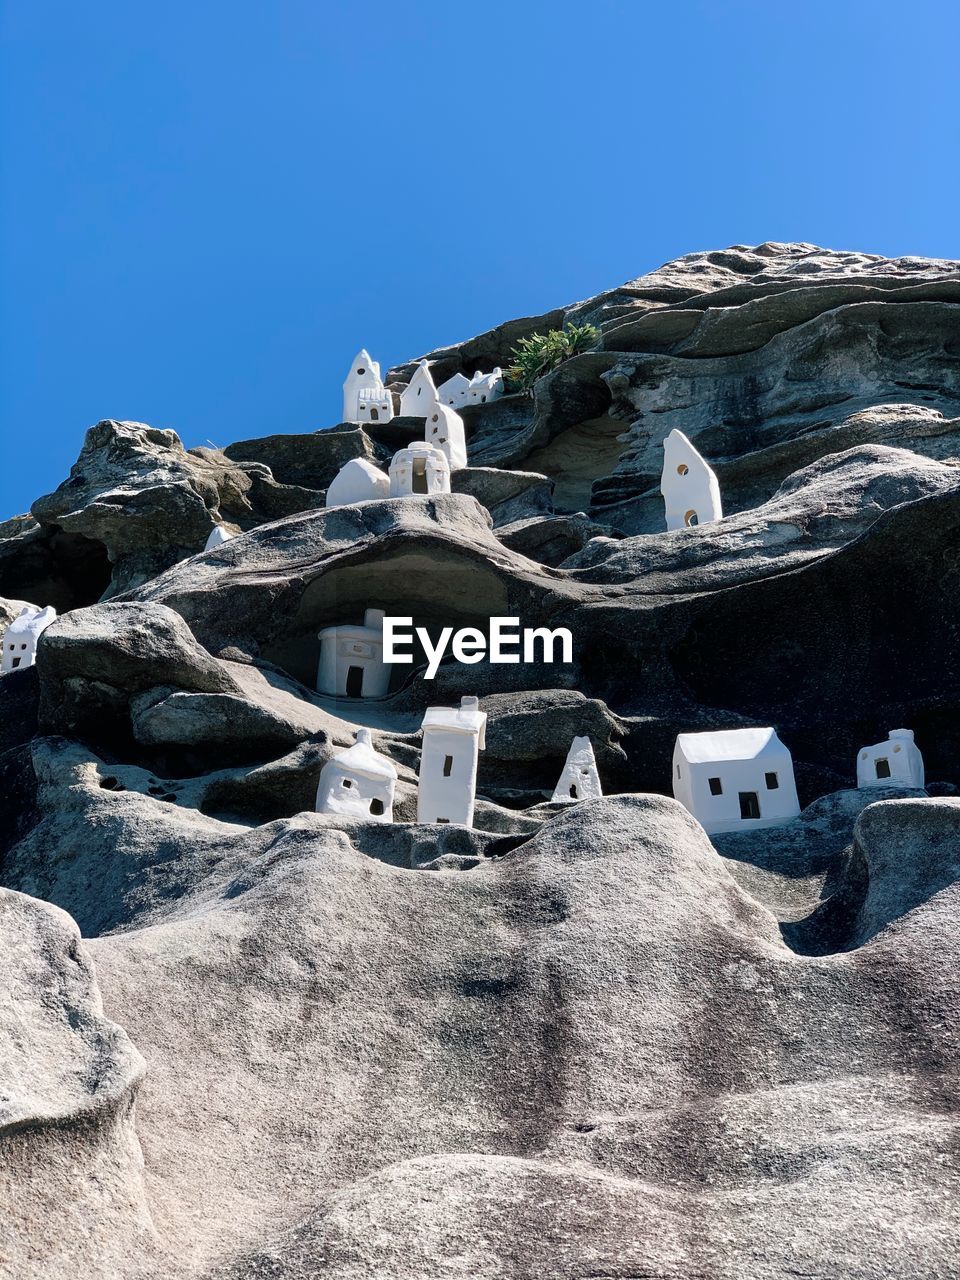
[0, 529, 112, 612]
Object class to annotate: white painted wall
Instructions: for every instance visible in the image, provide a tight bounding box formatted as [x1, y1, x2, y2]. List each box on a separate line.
[317, 608, 390, 697]
[424, 402, 467, 471]
[417, 695, 487, 826]
[551, 736, 602, 802]
[342, 349, 387, 423]
[673, 727, 799, 834]
[326, 458, 390, 507]
[389, 442, 451, 496]
[316, 728, 397, 821]
[398, 360, 438, 418]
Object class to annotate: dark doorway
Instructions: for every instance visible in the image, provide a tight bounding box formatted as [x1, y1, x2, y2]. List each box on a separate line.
[875, 758, 891, 779]
[739, 791, 761, 820]
[345, 665, 364, 697]
[412, 469, 428, 495]
[370, 798, 384, 816]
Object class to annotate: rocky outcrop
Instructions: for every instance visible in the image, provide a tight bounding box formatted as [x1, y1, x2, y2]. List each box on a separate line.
[3, 244, 960, 1278]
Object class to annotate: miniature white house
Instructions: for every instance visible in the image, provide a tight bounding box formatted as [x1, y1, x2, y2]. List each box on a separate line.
[389, 442, 451, 497]
[672, 727, 800, 834]
[1, 605, 57, 674]
[317, 608, 390, 698]
[417, 695, 487, 826]
[326, 457, 390, 507]
[660, 429, 723, 530]
[424, 402, 467, 471]
[398, 359, 438, 418]
[315, 728, 397, 821]
[857, 728, 925, 789]
[342, 350, 394, 424]
[551, 736, 603, 803]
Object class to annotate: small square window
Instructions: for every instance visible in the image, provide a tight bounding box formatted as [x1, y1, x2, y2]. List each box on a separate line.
[875, 758, 891, 779]
[765, 772, 779, 790]
[708, 777, 723, 796]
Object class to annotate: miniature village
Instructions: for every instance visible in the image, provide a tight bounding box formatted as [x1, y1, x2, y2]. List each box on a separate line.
[2, 345, 932, 836]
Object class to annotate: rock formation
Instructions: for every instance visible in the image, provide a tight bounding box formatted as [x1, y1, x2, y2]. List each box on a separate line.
[1, 243, 960, 1278]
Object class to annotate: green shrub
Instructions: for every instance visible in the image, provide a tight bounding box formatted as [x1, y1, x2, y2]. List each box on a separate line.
[505, 322, 599, 393]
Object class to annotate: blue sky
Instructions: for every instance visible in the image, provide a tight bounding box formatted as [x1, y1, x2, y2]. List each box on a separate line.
[1, 0, 958, 519]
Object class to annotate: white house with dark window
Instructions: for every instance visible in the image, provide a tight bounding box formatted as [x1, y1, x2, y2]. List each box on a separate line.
[551, 736, 602, 803]
[857, 728, 925, 789]
[417, 695, 487, 826]
[399, 359, 438, 418]
[1, 605, 57, 674]
[464, 368, 504, 405]
[342, 350, 394, 424]
[317, 608, 390, 698]
[436, 371, 472, 408]
[424, 402, 467, 470]
[672, 727, 799, 834]
[316, 728, 397, 821]
[389, 442, 451, 496]
[660, 429, 723, 531]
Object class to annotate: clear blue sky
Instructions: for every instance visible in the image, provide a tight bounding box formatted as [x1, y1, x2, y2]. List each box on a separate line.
[1, 0, 958, 520]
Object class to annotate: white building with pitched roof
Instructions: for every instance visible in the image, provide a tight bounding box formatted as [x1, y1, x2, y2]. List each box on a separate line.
[424, 402, 467, 470]
[551, 736, 602, 803]
[672, 727, 799, 834]
[398, 359, 438, 418]
[316, 728, 397, 821]
[417, 695, 487, 826]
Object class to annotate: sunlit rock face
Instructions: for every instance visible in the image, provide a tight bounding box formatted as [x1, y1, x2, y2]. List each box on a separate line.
[3, 244, 960, 1279]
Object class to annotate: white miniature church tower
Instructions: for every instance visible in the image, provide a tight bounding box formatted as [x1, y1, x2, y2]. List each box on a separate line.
[672, 727, 800, 834]
[551, 736, 602, 803]
[424, 402, 467, 471]
[316, 728, 397, 821]
[342, 350, 394, 425]
[399, 359, 438, 418]
[326, 457, 390, 507]
[389, 442, 451, 496]
[857, 729, 925, 789]
[2, 605, 57, 673]
[661, 429, 723, 530]
[417, 695, 487, 826]
[317, 608, 390, 698]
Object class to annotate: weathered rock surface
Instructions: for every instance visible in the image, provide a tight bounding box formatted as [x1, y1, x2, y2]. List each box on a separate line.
[2, 244, 960, 1278]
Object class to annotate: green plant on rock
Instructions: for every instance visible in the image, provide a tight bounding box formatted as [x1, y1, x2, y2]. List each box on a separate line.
[505, 322, 599, 394]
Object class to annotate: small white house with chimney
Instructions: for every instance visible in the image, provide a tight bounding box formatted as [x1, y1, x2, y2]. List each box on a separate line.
[2, 605, 57, 674]
[317, 608, 390, 698]
[857, 729, 925, 789]
[316, 728, 397, 821]
[661, 429, 723, 530]
[424, 402, 467, 471]
[399, 359, 438, 418]
[326, 458, 390, 507]
[417, 695, 487, 826]
[672, 727, 800, 834]
[551, 736, 602, 803]
[342, 350, 394, 424]
[389, 442, 451, 496]
[436, 371, 472, 408]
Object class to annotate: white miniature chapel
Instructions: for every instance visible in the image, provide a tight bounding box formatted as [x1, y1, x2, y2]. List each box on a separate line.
[389, 442, 451, 497]
[1, 605, 57, 674]
[857, 729, 925, 789]
[398, 359, 438, 418]
[342, 350, 394, 425]
[672, 727, 800, 834]
[424, 402, 467, 471]
[317, 608, 390, 698]
[417, 695, 487, 827]
[551, 736, 603, 803]
[660, 428, 723, 530]
[315, 728, 397, 821]
[325, 457, 390, 507]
